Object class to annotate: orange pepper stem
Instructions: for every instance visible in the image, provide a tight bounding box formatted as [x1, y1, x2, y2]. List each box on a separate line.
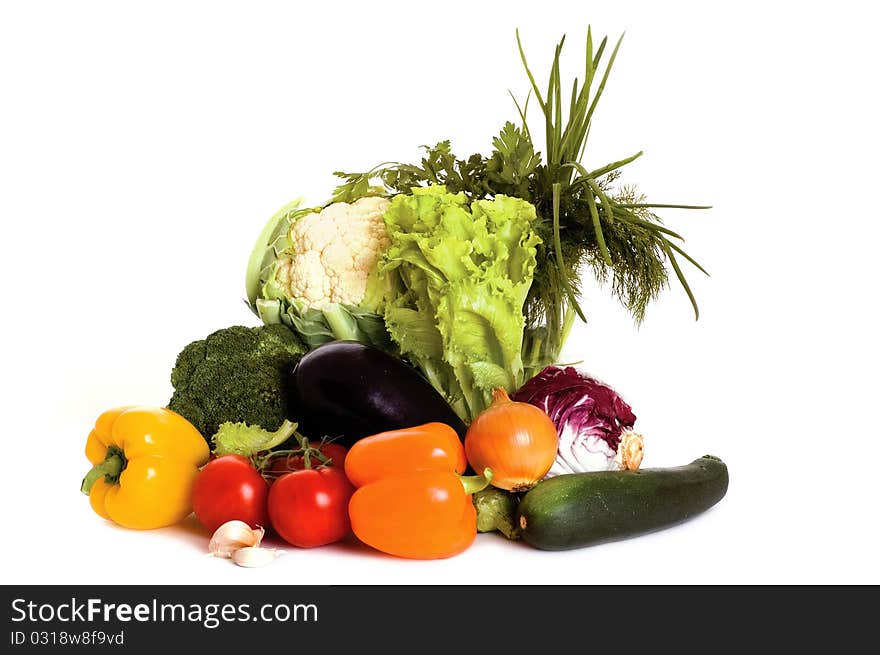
[459, 468, 494, 495]
[80, 446, 127, 495]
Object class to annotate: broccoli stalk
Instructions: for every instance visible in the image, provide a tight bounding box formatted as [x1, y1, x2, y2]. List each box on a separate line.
[473, 487, 522, 540]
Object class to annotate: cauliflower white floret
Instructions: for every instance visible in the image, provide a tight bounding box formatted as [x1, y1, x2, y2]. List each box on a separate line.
[277, 196, 391, 309]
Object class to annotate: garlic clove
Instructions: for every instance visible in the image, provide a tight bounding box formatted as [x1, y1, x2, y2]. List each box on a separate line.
[208, 520, 265, 558]
[615, 430, 644, 471]
[232, 546, 281, 568]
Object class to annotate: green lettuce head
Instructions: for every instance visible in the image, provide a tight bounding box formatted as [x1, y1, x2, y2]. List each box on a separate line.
[380, 186, 540, 422]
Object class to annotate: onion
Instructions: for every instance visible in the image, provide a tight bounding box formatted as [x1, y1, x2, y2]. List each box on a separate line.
[464, 388, 559, 492]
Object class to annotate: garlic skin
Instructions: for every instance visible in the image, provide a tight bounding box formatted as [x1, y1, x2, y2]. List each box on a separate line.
[232, 547, 281, 568]
[208, 520, 265, 558]
[614, 430, 644, 471]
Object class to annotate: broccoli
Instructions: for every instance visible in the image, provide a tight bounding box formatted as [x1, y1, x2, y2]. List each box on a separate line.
[168, 324, 306, 442]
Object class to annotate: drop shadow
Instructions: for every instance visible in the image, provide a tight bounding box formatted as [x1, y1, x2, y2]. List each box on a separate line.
[153, 514, 212, 551]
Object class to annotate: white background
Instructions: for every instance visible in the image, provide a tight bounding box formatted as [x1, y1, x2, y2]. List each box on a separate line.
[2, 0, 877, 585]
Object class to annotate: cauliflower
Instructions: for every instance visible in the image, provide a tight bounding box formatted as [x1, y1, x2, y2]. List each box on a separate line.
[275, 197, 390, 309]
[247, 195, 398, 351]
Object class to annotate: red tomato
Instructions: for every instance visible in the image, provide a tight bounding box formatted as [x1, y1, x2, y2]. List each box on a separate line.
[265, 443, 348, 479]
[192, 455, 270, 533]
[267, 467, 354, 548]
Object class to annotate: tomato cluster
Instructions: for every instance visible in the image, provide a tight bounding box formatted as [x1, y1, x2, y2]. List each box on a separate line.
[191, 443, 353, 548]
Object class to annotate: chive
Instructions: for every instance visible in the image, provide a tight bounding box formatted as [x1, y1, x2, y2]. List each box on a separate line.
[582, 33, 624, 146]
[588, 151, 644, 179]
[663, 243, 700, 320]
[516, 29, 546, 111]
[665, 240, 710, 276]
[552, 183, 587, 321]
[509, 90, 532, 142]
[585, 186, 612, 266]
[616, 203, 713, 210]
[612, 208, 686, 241]
[587, 178, 616, 230]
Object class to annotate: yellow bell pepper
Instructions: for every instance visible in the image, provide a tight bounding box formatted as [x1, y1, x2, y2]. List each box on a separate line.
[81, 406, 210, 529]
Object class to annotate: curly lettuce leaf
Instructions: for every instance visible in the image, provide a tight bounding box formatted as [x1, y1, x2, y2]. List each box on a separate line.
[213, 419, 299, 457]
[380, 186, 540, 421]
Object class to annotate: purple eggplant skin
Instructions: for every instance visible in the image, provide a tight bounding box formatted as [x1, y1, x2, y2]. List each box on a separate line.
[288, 341, 467, 446]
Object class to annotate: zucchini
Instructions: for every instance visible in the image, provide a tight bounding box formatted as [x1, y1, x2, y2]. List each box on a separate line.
[516, 455, 728, 550]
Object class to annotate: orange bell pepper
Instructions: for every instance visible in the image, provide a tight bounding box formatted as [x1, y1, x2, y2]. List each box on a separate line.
[344, 422, 467, 487]
[346, 423, 491, 560]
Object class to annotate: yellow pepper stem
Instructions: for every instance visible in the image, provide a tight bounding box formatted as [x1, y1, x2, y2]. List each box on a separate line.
[81, 447, 127, 495]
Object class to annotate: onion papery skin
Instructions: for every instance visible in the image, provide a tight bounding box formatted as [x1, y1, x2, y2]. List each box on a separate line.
[464, 389, 558, 492]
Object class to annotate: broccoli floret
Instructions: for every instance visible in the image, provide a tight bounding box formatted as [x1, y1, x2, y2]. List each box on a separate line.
[168, 324, 306, 442]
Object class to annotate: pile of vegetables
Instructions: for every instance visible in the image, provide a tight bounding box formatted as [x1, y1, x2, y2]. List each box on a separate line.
[79, 26, 727, 565]
[247, 29, 708, 423]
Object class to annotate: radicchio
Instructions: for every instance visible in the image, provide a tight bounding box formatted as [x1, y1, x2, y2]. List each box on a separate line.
[512, 366, 642, 476]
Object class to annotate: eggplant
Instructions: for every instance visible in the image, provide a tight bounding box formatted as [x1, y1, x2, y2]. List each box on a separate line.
[289, 341, 467, 446]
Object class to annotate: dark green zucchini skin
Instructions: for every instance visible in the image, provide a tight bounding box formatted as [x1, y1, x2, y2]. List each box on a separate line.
[516, 455, 729, 550]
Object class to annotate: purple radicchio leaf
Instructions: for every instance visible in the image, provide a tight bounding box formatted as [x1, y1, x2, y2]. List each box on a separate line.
[512, 366, 637, 475]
